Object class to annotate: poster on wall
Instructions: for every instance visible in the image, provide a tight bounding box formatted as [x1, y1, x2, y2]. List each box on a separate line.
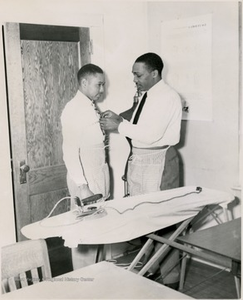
[161, 14, 212, 121]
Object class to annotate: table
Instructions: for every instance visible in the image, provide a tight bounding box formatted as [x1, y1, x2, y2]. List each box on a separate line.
[130, 218, 241, 298]
[177, 218, 241, 298]
[21, 186, 234, 247]
[1, 261, 193, 299]
[177, 217, 241, 263]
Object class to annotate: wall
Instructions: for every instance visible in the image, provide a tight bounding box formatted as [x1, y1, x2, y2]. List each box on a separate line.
[147, 1, 241, 221]
[0, 0, 148, 246]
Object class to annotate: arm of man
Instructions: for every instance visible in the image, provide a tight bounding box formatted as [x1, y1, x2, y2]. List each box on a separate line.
[61, 112, 94, 198]
[120, 99, 181, 145]
[101, 94, 181, 146]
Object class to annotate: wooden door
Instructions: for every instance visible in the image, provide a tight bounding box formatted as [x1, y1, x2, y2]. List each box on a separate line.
[4, 23, 91, 241]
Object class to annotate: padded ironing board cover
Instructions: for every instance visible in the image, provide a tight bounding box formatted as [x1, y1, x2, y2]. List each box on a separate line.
[21, 186, 234, 247]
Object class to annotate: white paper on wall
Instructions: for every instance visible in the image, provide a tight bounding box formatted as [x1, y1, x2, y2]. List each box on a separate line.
[161, 14, 212, 121]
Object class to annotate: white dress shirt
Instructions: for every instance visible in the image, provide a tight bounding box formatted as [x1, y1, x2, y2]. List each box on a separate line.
[118, 79, 182, 148]
[61, 91, 105, 186]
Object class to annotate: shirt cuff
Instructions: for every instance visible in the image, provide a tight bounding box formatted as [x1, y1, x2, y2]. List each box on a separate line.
[118, 119, 130, 136]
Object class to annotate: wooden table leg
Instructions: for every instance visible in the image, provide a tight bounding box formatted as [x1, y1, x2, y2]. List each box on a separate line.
[179, 253, 189, 291]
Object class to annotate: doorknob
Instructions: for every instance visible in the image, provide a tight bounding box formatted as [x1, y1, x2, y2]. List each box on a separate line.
[20, 160, 30, 184]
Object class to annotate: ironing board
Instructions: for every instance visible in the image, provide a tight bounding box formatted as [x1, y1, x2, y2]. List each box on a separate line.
[21, 186, 233, 247]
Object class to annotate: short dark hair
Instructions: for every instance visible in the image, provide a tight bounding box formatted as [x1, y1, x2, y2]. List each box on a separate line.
[77, 63, 103, 83]
[135, 53, 164, 75]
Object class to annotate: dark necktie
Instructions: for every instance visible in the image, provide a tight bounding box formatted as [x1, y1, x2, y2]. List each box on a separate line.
[132, 92, 147, 124]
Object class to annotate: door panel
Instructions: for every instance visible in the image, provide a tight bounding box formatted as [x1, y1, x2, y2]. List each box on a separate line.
[4, 23, 91, 241]
[30, 190, 70, 223]
[21, 40, 79, 168]
[28, 165, 67, 195]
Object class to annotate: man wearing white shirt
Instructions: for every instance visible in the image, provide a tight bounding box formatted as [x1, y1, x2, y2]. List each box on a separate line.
[61, 63, 109, 205]
[100, 52, 182, 289]
[100, 53, 181, 196]
[61, 63, 110, 269]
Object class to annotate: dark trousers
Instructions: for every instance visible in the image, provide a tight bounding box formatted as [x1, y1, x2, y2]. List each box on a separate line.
[160, 146, 179, 190]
